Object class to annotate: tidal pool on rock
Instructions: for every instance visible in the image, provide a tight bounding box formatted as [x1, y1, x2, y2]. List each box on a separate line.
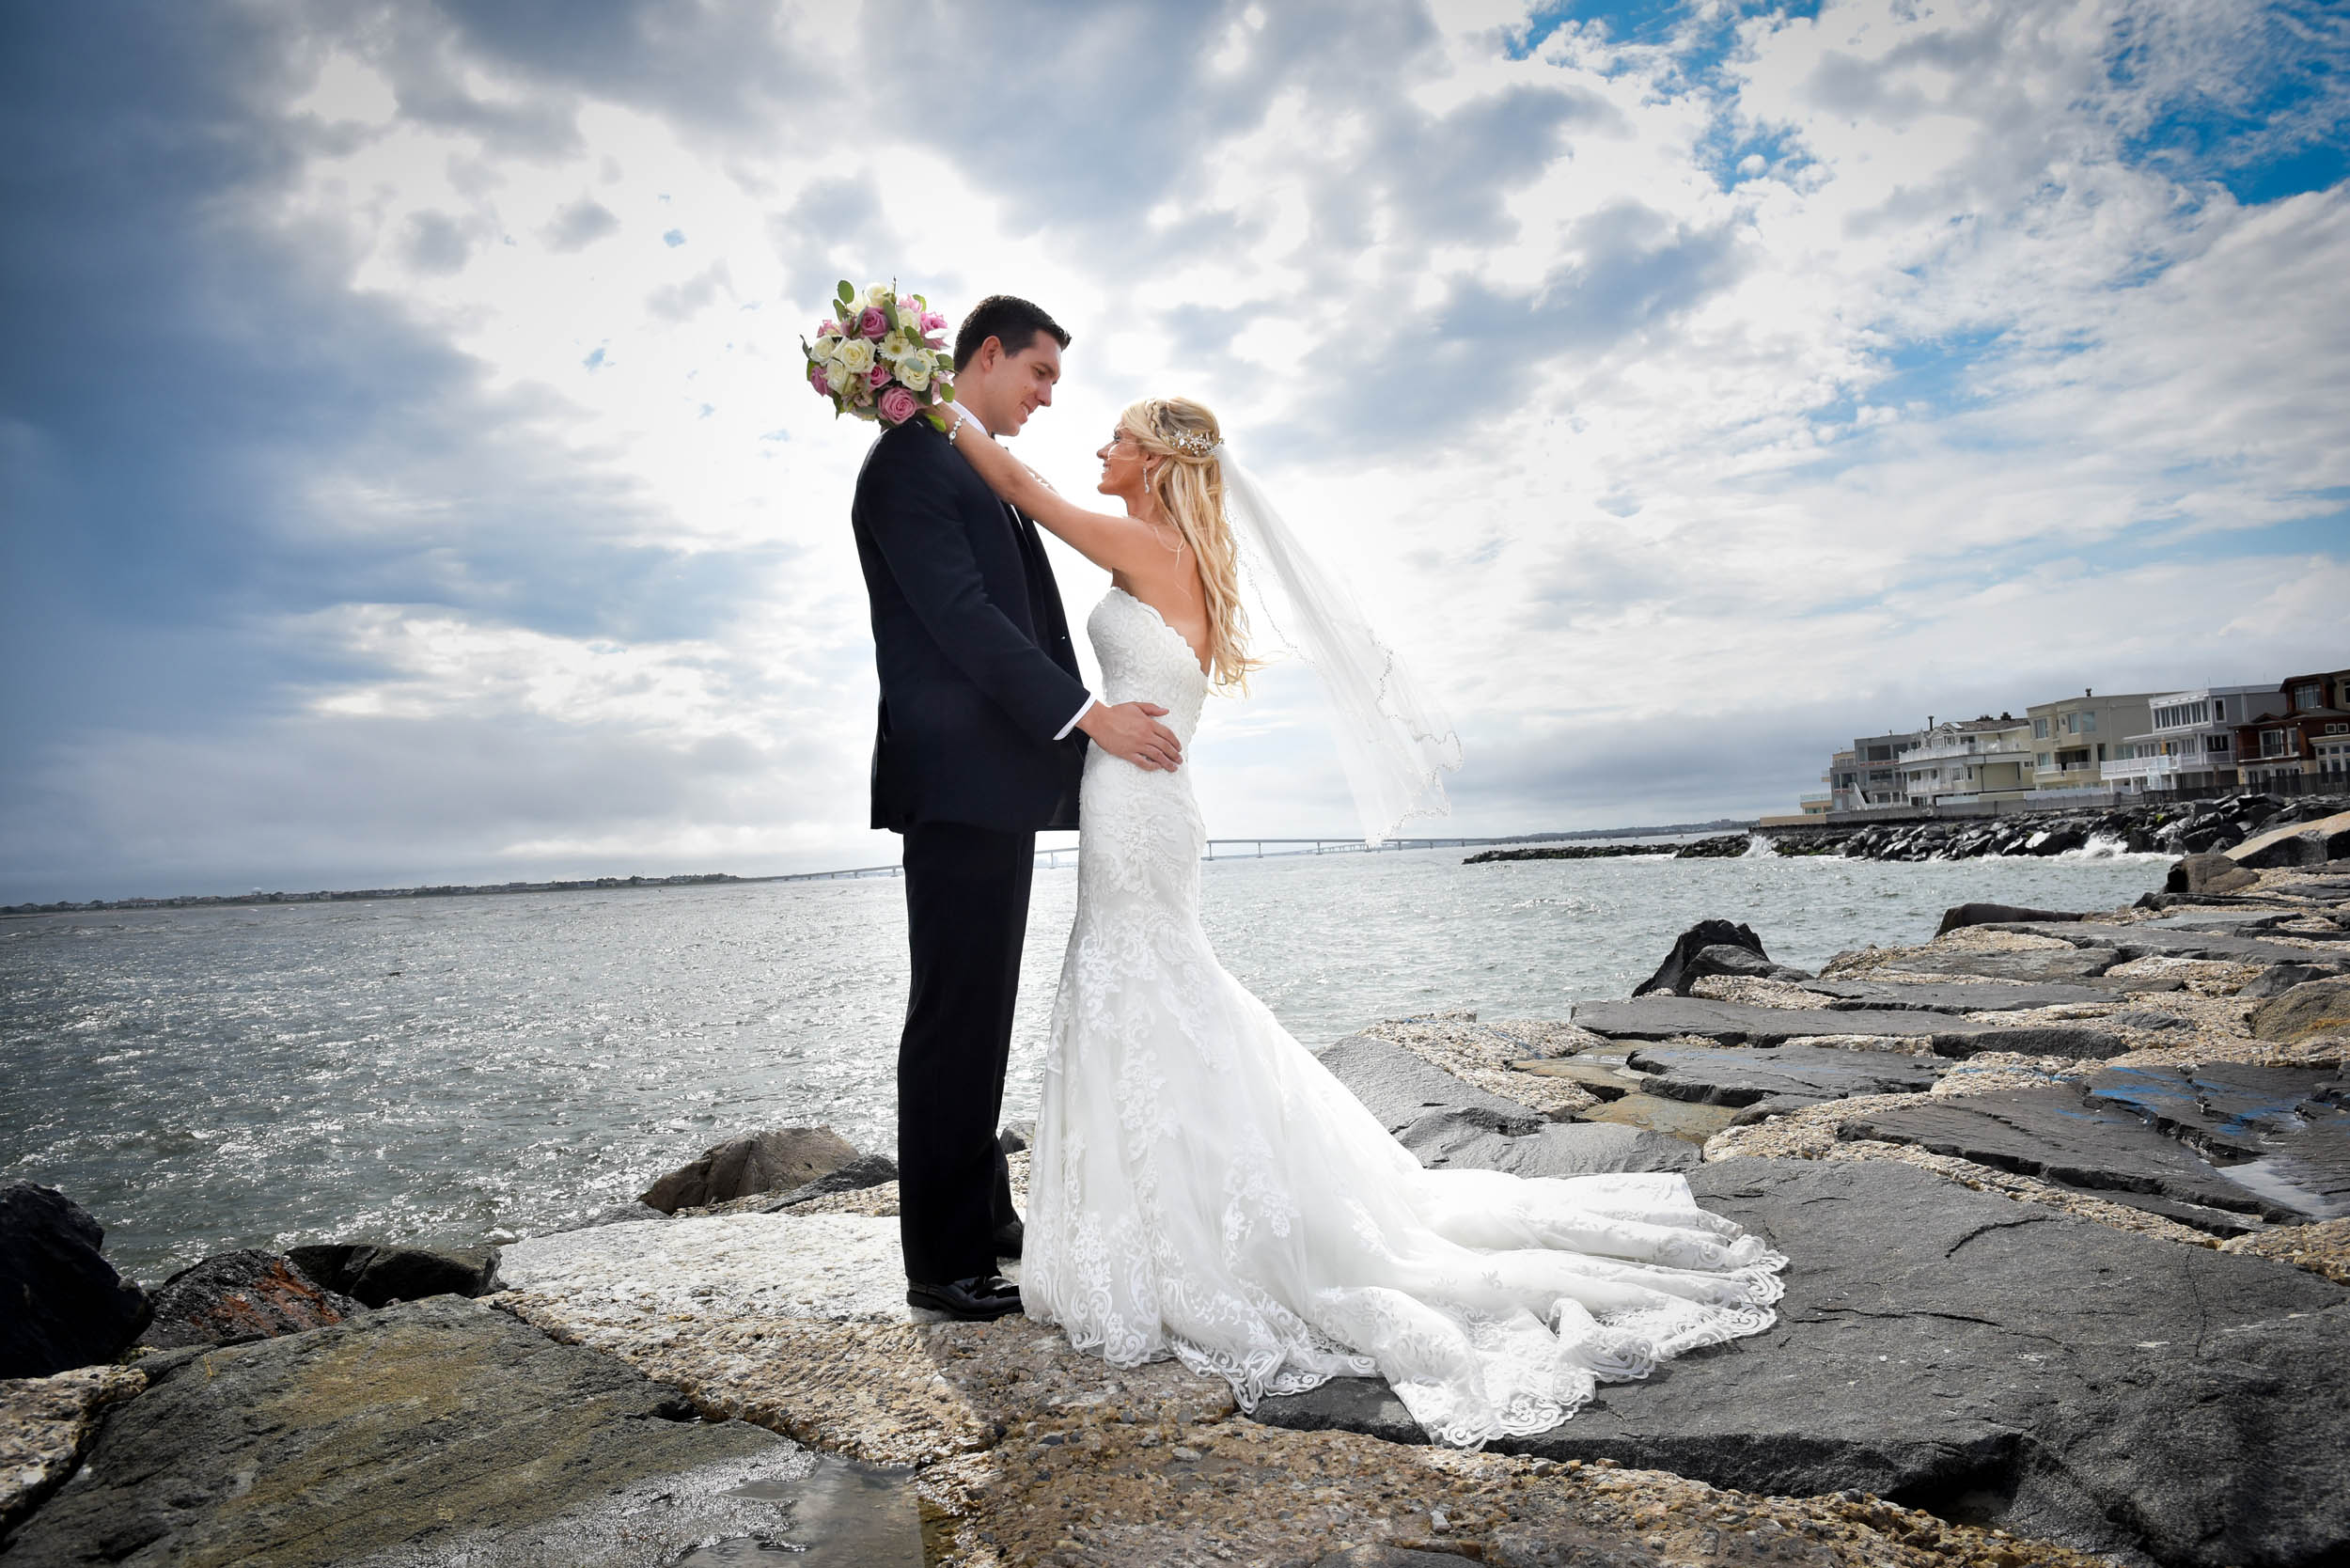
[0, 845, 2169, 1280]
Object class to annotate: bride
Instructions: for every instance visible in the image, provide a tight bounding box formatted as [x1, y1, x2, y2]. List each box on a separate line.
[937, 395, 1785, 1447]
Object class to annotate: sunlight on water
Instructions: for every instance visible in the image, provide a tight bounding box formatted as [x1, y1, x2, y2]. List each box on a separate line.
[0, 848, 2167, 1280]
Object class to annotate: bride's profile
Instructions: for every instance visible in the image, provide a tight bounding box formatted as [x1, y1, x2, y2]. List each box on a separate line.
[938, 394, 1786, 1447]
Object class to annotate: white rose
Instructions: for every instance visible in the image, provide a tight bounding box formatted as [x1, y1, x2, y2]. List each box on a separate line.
[833, 337, 875, 376]
[896, 355, 931, 391]
[863, 281, 894, 308]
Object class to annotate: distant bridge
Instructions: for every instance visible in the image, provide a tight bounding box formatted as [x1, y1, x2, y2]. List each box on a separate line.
[775, 836, 1537, 882]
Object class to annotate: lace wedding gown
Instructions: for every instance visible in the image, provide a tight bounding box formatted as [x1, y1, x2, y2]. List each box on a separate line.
[1021, 588, 1787, 1447]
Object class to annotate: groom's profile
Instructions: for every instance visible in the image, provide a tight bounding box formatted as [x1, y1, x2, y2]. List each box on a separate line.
[850, 293, 1183, 1319]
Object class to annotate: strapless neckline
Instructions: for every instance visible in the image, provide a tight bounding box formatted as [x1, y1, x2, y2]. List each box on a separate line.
[1107, 586, 1209, 678]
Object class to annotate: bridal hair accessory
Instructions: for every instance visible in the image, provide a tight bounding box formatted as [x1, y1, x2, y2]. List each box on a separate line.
[802, 279, 958, 428]
[1167, 429, 1219, 459]
[1214, 449, 1463, 844]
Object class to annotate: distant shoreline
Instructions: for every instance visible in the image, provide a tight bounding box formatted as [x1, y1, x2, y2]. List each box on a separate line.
[2, 819, 1762, 917]
[0, 872, 763, 918]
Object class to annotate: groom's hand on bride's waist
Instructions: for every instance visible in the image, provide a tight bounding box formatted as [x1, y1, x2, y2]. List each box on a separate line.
[1077, 700, 1182, 772]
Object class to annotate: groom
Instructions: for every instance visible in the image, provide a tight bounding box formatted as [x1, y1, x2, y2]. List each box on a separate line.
[850, 294, 1183, 1320]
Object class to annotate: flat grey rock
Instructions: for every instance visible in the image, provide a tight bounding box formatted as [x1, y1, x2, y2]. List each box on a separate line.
[1573, 998, 2127, 1058]
[1984, 920, 2323, 965]
[1316, 1035, 1543, 1137]
[1622, 1043, 1947, 1107]
[1878, 947, 2124, 983]
[1574, 997, 1951, 1043]
[1796, 980, 2117, 1012]
[2, 1296, 812, 1567]
[1253, 1159, 2350, 1568]
[1399, 1114, 1697, 1176]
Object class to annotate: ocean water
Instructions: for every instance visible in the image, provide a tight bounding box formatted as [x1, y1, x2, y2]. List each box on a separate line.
[0, 844, 2170, 1282]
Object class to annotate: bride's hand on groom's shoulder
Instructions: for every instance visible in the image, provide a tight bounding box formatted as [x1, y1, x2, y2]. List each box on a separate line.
[1076, 699, 1182, 773]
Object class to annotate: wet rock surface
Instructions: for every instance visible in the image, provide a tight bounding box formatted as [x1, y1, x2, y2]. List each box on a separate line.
[1255, 1158, 2350, 1568]
[0, 1186, 148, 1380]
[2, 1296, 809, 1568]
[136, 1248, 359, 1349]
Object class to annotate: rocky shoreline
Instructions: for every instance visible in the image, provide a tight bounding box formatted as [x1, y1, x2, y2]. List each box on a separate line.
[5, 842, 2349, 1565]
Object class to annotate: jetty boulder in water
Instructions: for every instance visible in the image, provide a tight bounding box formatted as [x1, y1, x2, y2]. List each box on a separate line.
[1633, 920, 1775, 997]
[138, 1249, 360, 1349]
[640, 1125, 861, 1214]
[0, 1184, 149, 1378]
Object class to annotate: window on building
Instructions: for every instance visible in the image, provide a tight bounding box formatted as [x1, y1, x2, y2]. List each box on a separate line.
[2263, 729, 2290, 758]
[2033, 717, 2049, 739]
[2207, 733, 2231, 753]
[2037, 752, 2051, 768]
[2291, 682, 2321, 711]
[2079, 712, 2097, 733]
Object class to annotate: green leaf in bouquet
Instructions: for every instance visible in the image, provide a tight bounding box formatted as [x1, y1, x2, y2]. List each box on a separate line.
[936, 383, 956, 403]
[837, 280, 854, 305]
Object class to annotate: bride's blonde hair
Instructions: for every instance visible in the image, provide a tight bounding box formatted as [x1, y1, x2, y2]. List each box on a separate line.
[1123, 396, 1262, 693]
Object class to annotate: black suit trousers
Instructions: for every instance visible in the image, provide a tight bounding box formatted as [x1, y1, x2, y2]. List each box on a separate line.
[898, 821, 1028, 1285]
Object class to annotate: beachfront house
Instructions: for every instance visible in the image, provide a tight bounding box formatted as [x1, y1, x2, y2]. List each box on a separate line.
[2105, 684, 2280, 795]
[1817, 748, 1859, 814]
[2024, 690, 2158, 801]
[2234, 668, 2350, 790]
[1849, 729, 1923, 808]
[1898, 715, 2037, 806]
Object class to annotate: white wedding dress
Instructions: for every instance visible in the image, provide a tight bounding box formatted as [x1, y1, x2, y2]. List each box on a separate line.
[1020, 588, 1788, 1448]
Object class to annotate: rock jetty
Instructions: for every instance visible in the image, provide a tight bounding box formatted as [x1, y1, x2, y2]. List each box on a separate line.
[5, 855, 2349, 1566]
[1764, 792, 2348, 864]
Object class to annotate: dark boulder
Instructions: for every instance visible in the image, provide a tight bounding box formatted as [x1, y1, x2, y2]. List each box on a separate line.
[1632, 920, 1769, 997]
[286, 1244, 497, 1308]
[1934, 902, 2088, 936]
[0, 1184, 149, 1378]
[2240, 960, 2346, 999]
[639, 1125, 861, 1214]
[2248, 976, 2350, 1044]
[138, 1250, 358, 1349]
[2238, 831, 2332, 870]
[2168, 853, 2261, 895]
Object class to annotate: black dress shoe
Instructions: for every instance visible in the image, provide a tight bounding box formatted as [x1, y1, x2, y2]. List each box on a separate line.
[906, 1274, 1023, 1321]
[993, 1218, 1025, 1260]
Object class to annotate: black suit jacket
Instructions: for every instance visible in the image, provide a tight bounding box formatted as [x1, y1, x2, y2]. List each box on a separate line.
[851, 418, 1090, 833]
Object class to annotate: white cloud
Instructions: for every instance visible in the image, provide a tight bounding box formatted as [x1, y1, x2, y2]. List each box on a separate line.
[4, 0, 2343, 899]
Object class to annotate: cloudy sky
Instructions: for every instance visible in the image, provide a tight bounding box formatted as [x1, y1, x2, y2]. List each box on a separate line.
[3, 0, 2344, 901]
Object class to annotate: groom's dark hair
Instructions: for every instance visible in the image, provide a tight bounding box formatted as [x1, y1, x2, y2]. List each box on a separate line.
[953, 294, 1071, 373]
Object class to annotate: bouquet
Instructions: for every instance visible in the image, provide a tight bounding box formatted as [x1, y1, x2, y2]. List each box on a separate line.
[803, 279, 956, 427]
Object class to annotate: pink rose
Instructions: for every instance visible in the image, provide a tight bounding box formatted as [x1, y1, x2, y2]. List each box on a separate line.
[877, 384, 917, 425]
[807, 364, 830, 396]
[922, 310, 948, 334]
[858, 306, 887, 339]
[867, 363, 890, 388]
[900, 295, 920, 318]
[817, 319, 839, 337]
